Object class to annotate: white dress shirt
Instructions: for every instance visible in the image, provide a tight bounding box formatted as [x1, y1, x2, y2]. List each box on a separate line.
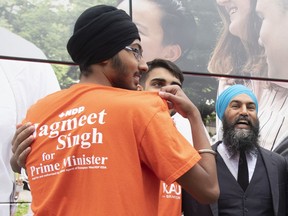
[217, 142, 258, 182]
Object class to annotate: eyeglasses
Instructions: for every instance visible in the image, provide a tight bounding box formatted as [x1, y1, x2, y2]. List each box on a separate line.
[124, 46, 143, 61]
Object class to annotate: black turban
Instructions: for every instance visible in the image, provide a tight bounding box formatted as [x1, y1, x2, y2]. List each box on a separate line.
[67, 5, 140, 67]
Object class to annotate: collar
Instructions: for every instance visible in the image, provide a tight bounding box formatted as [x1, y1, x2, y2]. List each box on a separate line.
[219, 141, 258, 161]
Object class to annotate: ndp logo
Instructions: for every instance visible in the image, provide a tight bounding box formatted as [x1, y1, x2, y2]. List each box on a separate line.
[59, 106, 85, 118]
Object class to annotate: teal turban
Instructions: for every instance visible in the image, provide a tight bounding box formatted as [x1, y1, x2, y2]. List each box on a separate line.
[215, 84, 258, 120]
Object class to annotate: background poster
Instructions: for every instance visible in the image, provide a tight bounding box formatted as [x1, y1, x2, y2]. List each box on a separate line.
[1, 0, 287, 215]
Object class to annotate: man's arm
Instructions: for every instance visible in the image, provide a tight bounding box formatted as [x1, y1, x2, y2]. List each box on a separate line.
[159, 85, 219, 204]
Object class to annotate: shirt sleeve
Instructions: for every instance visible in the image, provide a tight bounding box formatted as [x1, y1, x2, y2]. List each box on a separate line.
[139, 109, 201, 185]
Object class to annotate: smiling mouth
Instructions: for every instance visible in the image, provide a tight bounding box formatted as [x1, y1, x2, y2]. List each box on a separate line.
[237, 121, 249, 125]
[134, 73, 141, 84]
[229, 7, 237, 16]
[235, 120, 251, 129]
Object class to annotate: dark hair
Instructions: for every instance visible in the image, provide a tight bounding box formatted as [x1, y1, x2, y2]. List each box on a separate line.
[140, 58, 184, 86]
[208, 0, 267, 78]
[155, 0, 197, 57]
[79, 64, 91, 76]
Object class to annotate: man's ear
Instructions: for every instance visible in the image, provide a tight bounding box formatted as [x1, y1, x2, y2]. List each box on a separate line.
[137, 84, 144, 91]
[161, 44, 181, 62]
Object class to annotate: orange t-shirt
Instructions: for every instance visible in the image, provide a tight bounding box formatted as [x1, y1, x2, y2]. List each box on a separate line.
[25, 84, 200, 216]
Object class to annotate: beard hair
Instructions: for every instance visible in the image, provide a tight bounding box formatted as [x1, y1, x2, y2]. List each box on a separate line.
[110, 54, 134, 90]
[222, 115, 260, 155]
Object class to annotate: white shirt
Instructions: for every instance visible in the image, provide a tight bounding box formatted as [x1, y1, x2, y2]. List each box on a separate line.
[217, 142, 257, 182]
[172, 112, 193, 144]
[0, 27, 60, 215]
[172, 112, 211, 145]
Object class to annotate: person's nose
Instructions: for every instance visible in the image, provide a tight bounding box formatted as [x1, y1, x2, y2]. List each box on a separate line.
[239, 105, 248, 116]
[138, 58, 148, 73]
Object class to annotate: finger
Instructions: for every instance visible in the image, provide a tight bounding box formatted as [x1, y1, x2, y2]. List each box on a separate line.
[12, 123, 31, 147]
[17, 146, 32, 169]
[13, 134, 34, 170]
[159, 90, 175, 99]
[167, 101, 174, 110]
[16, 123, 23, 129]
[160, 85, 180, 95]
[12, 124, 35, 153]
[14, 134, 34, 158]
[12, 123, 26, 146]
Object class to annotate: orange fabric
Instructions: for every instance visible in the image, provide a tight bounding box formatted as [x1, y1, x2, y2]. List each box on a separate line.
[158, 182, 182, 216]
[25, 83, 200, 216]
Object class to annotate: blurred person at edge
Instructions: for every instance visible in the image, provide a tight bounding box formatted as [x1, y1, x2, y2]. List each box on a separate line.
[254, 0, 288, 154]
[10, 5, 218, 215]
[0, 27, 60, 216]
[139, 58, 211, 215]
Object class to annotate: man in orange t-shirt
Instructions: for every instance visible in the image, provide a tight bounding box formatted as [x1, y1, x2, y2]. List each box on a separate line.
[26, 84, 199, 215]
[11, 5, 219, 216]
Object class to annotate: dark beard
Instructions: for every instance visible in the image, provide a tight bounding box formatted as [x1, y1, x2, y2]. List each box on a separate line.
[222, 115, 260, 155]
[110, 54, 136, 90]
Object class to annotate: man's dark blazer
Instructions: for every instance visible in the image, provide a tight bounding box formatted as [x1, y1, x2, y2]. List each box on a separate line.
[182, 141, 288, 216]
